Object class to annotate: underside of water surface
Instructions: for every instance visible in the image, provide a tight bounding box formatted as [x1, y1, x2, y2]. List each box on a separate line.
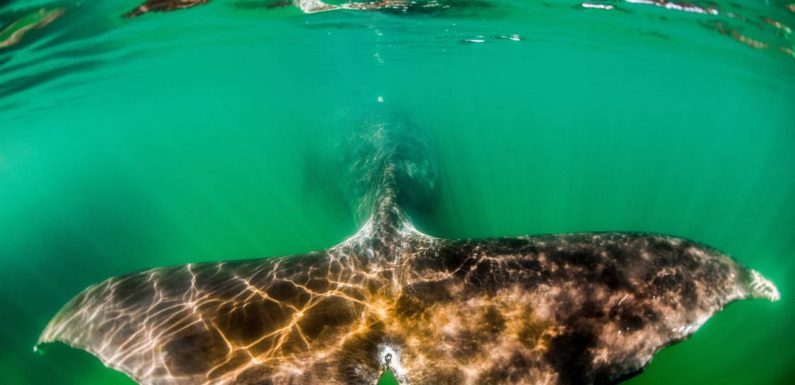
[1, 0, 794, 384]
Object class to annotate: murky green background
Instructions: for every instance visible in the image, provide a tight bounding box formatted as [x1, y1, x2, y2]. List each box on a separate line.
[1, 0, 794, 384]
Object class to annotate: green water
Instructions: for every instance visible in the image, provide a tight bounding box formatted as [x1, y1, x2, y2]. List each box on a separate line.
[1, 0, 794, 384]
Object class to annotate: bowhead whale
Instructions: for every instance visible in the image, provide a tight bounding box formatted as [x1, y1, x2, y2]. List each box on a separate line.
[38, 122, 779, 385]
[124, 0, 419, 17]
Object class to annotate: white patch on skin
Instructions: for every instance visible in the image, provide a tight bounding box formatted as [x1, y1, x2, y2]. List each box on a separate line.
[748, 270, 781, 302]
[378, 344, 408, 381]
[582, 2, 614, 10]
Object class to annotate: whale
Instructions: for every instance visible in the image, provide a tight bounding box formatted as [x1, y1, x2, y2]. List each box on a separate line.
[37, 122, 780, 385]
[124, 0, 424, 17]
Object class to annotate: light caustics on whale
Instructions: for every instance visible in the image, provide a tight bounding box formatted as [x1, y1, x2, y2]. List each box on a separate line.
[37, 121, 780, 385]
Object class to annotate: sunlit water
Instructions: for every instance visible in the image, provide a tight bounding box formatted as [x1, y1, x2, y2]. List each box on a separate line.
[1, 0, 794, 384]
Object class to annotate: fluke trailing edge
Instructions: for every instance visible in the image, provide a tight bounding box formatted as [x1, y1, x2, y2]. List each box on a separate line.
[38, 122, 779, 385]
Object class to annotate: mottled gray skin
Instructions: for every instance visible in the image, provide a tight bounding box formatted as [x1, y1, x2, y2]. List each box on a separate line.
[38, 126, 779, 385]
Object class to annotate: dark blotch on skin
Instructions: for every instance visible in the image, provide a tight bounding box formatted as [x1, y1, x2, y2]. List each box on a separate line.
[546, 328, 598, 385]
[611, 305, 646, 333]
[481, 305, 506, 335]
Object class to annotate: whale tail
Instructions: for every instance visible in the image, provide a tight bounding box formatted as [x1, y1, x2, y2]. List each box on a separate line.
[36, 109, 782, 385]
